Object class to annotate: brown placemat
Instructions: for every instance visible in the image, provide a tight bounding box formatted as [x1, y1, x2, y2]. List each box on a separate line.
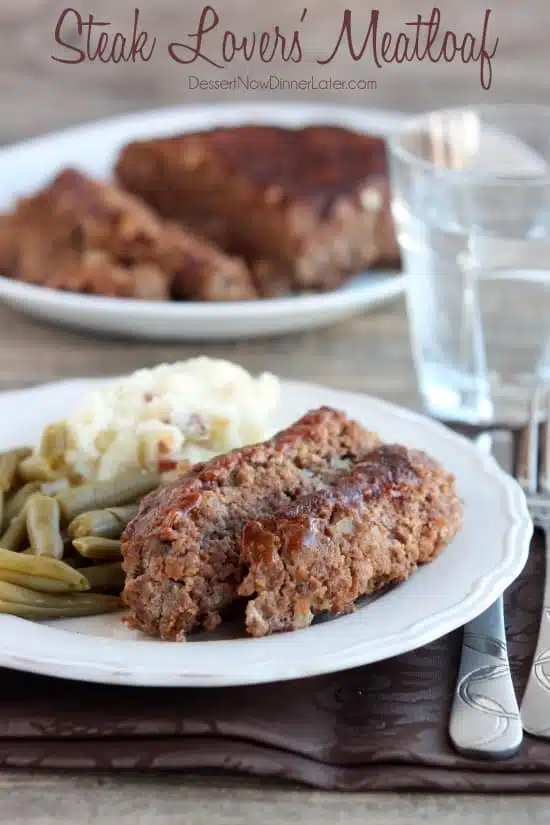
[0, 534, 546, 791]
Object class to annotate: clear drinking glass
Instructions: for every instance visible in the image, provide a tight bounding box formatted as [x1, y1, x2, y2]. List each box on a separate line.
[388, 105, 550, 424]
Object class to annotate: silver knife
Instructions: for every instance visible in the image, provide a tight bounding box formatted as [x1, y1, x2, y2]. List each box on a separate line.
[448, 431, 523, 759]
[449, 596, 523, 759]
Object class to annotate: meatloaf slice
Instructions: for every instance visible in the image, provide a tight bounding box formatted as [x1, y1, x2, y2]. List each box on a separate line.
[115, 125, 400, 297]
[239, 445, 463, 637]
[121, 407, 380, 640]
[0, 214, 17, 276]
[1, 169, 256, 301]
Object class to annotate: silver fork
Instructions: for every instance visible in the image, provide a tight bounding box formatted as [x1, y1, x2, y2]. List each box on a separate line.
[449, 431, 523, 760]
[517, 390, 550, 738]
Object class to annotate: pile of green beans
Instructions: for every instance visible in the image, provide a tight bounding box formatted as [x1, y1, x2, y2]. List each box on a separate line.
[0, 446, 160, 620]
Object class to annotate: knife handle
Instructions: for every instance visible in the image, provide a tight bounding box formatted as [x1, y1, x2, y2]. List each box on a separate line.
[449, 596, 523, 759]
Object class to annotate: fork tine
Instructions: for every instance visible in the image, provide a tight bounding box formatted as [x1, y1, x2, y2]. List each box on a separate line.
[516, 388, 541, 493]
[539, 390, 550, 494]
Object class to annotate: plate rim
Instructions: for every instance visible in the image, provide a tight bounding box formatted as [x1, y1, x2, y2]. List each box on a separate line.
[0, 272, 405, 318]
[0, 376, 532, 687]
[0, 101, 406, 158]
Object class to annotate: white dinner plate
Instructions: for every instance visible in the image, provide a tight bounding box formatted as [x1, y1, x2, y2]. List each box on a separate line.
[0, 377, 531, 687]
[0, 103, 405, 341]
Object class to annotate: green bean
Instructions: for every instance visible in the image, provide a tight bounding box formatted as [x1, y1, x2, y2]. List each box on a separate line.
[0, 507, 28, 552]
[0, 598, 121, 618]
[82, 562, 125, 592]
[0, 451, 19, 493]
[56, 471, 160, 523]
[18, 455, 59, 483]
[0, 586, 121, 618]
[26, 494, 64, 559]
[72, 537, 122, 561]
[68, 504, 139, 540]
[0, 572, 72, 592]
[0, 580, 73, 606]
[4, 481, 41, 525]
[0, 548, 89, 593]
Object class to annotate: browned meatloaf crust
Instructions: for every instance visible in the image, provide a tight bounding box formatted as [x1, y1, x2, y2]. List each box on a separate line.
[239, 444, 463, 636]
[115, 125, 400, 297]
[0, 169, 256, 301]
[121, 407, 380, 640]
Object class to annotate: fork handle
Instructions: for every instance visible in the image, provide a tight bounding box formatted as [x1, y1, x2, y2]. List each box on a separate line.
[520, 521, 550, 737]
[449, 596, 523, 759]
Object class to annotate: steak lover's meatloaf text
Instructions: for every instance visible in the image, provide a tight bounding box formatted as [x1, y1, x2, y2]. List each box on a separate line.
[240, 445, 463, 636]
[116, 125, 400, 297]
[122, 407, 380, 640]
[0, 169, 256, 301]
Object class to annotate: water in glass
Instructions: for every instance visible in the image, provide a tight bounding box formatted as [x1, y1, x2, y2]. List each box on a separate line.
[389, 106, 550, 423]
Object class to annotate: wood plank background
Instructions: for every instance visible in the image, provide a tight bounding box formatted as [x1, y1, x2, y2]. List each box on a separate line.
[1, 0, 549, 145]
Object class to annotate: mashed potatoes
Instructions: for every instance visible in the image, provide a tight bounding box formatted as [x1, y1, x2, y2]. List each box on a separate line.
[44, 358, 281, 482]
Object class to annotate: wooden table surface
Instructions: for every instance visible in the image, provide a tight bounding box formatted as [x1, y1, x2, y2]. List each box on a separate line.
[1, 1, 549, 822]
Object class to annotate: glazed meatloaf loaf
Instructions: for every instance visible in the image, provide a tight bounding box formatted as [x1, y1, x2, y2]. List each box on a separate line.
[122, 407, 381, 640]
[0, 169, 256, 301]
[115, 125, 400, 297]
[239, 445, 463, 637]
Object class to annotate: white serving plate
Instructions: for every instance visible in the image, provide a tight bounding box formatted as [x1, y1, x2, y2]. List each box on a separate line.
[0, 377, 531, 687]
[0, 103, 405, 341]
